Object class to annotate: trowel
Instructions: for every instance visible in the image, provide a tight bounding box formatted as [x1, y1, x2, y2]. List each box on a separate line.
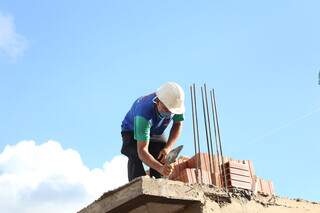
[165, 145, 183, 164]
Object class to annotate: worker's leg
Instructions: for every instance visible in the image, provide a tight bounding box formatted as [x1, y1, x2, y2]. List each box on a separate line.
[127, 157, 146, 181]
[148, 135, 166, 179]
[121, 131, 146, 181]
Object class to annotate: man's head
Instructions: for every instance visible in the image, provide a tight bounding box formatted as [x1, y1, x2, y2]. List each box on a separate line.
[155, 82, 185, 115]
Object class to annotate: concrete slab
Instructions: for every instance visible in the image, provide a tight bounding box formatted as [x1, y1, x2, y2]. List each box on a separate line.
[78, 176, 227, 213]
[78, 176, 320, 213]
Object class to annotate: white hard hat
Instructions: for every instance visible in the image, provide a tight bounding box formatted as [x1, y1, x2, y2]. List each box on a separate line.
[156, 82, 185, 114]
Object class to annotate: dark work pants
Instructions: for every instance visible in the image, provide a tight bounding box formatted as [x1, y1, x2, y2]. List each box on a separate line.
[121, 131, 166, 182]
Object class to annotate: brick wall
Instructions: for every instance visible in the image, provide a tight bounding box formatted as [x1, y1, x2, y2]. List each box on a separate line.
[167, 153, 275, 196]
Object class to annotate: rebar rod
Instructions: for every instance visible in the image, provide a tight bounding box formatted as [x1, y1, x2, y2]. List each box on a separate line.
[201, 86, 214, 177]
[212, 88, 228, 191]
[204, 83, 215, 175]
[193, 84, 203, 184]
[190, 85, 199, 183]
[210, 89, 222, 187]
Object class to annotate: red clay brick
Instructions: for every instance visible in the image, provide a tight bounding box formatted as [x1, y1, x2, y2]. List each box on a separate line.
[176, 168, 213, 185]
[246, 160, 256, 178]
[262, 179, 271, 195]
[226, 179, 252, 190]
[212, 155, 219, 172]
[268, 180, 275, 195]
[194, 169, 212, 185]
[254, 177, 262, 192]
[169, 158, 188, 180]
[225, 174, 252, 184]
[216, 174, 222, 187]
[187, 153, 211, 172]
[176, 168, 193, 184]
[263, 180, 267, 193]
[254, 178, 275, 196]
[211, 155, 221, 187]
[225, 167, 251, 177]
[177, 168, 193, 183]
[226, 161, 250, 171]
[223, 160, 253, 190]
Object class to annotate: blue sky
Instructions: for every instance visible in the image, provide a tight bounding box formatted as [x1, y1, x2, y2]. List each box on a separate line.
[0, 0, 319, 210]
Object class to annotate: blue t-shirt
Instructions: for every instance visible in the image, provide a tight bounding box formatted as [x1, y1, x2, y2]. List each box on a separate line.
[121, 93, 184, 141]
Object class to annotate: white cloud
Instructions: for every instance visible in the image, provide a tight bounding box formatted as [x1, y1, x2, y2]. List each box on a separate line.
[0, 12, 28, 61]
[0, 140, 128, 213]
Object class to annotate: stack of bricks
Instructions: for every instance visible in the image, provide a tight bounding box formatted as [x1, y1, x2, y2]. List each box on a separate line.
[222, 160, 253, 191]
[169, 153, 226, 186]
[169, 156, 189, 180]
[168, 152, 275, 196]
[173, 168, 212, 184]
[254, 177, 275, 196]
[222, 161, 275, 196]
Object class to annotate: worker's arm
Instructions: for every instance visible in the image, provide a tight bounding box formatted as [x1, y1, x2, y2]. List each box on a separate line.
[158, 121, 183, 164]
[137, 141, 172, 176]
[134, 116, 172, 176]
[166, 121, 183, 150]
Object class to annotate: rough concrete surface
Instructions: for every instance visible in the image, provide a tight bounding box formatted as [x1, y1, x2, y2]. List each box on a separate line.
[78, 176, 320, 213]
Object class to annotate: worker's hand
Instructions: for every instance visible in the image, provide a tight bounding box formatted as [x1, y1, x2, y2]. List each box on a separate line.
[157, 147, 171, 164]
[159, 163, 173, 177]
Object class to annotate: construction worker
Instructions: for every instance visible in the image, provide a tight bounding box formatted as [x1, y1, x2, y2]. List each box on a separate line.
[121, 82, 185, 181]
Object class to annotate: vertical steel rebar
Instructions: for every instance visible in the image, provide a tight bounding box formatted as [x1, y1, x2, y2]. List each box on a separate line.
[210, 90, 222, 187]
[212, 89, 228, 191]
[201, 86, 214, 177]
[204, 84, 215, 176]
[190, 85, 199, 183]
[193, 84, 203, 184]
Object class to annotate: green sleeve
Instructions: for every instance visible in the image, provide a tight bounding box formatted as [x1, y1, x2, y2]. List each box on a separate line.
[172, 114, 184, 122]
[134, 116, 151, 142]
